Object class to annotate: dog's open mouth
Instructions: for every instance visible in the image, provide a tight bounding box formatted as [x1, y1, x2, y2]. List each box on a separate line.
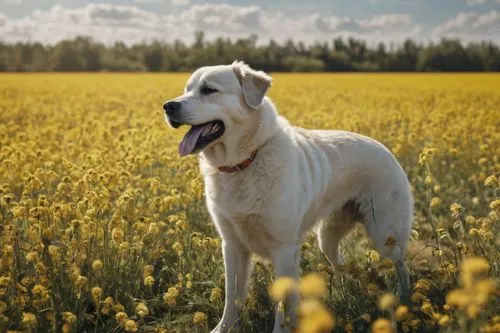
[179, 120, 225, 156]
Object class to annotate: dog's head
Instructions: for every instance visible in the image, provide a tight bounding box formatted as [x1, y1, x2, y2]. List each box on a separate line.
[163, 61, 272, 157]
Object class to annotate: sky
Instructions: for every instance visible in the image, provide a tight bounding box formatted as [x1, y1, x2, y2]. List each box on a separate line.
[0, 0, 499, 45]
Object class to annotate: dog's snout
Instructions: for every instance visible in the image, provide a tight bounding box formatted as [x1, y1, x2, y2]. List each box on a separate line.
[164, 101, 181, 114]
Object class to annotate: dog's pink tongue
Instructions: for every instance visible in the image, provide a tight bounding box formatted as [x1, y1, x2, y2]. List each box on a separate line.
[179, 125, 204, 156]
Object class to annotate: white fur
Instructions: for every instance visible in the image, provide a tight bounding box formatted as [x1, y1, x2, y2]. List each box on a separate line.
[164, 62, 413, 333]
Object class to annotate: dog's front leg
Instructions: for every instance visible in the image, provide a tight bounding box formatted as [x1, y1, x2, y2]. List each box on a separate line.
[211, 238, 251, 333]
[272, 244, 300, 333]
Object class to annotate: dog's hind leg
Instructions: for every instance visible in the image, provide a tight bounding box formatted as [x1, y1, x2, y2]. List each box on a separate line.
[316, 208, 357, 268]
[362, 195, 412, 303]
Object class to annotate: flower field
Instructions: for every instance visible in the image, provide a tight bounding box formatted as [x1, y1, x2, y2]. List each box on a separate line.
[0, 73, 499, 333]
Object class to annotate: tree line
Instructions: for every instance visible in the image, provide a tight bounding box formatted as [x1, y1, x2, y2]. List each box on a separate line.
[1, 32, 499, 72]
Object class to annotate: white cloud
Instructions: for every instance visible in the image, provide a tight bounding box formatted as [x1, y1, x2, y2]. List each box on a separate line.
[5, 0, 23, 4]
[134, 0, 162, 3]
[0, 3, 423, 45]
[0, 12, 8, 27]
[466, 0, 487, 5]
[434, 10, 500, 38]
[171, 0, 190, 6]
[466, 0, 500, 4]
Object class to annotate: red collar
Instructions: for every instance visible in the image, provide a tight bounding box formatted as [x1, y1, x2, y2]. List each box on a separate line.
[217, 150, 258, 173]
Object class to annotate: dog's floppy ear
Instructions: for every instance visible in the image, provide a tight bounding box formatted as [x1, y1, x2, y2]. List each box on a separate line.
[232, 60, 272, 109]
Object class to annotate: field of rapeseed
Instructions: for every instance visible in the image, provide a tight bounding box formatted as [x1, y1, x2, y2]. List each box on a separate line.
[0, 73, 499, 333]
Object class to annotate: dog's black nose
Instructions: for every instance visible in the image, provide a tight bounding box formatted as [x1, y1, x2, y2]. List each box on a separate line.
[164, 101, 181, 114]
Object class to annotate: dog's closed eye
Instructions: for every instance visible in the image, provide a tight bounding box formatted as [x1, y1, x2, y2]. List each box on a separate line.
[200, 86, 218, 95]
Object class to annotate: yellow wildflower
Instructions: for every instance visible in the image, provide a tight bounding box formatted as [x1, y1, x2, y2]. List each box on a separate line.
[193, 311, 207, 324]
[143, 265, 154, 278]
[269, 277, 296, 302]
[395, 305, 409, 320]
[124, 319, 138, 332]
[135, 303, 149, 318]
[91, 260, 103, 271]
[446, 288, 470, 308]
[22, 312, 37, 328]
[298, 299, 335, 333]
[115, 312, 128, 325]
[378, 293, 397, 310]
[144, 276, 155, 287]
[91, 287, 103, 302]
[372, 318, 395, 333]
[430, 197, 442, 209]
[210, 287, 223, 302]
[367, 250, 381, 262]
[299, 273, 327, 298]
[163, 287, 179, 306]
[62, 312, 77, 325]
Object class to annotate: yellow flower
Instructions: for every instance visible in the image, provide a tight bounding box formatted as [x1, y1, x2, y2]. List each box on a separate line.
[378, 293, 397, 310]
[144, 276, 155, 287]
[474, 278, 496, 296]
[62, 323, 73, 333]
[446, 288, 470, 308]
[360, 313, 371, 322]
[371, 318, 395, 333]
[421, 302, 433, 313]
[367, 250, 381, 263]
[210, 287, 223, 302]
[115, 312, 128, 325]
[143, 265, 154, 278]
[124, 319, 138, 332]
[91, 260, 103, 271]
[366, 283, 378, 294]
[414, 279, 431, 293]
[430, 197, 442, 209]
[172, 241, 183, 256]
[298, 299, 335, 333]
[193, 311, 207, 324]
[135, 303, 149, 318]
[75, 275, 88, 289]
[163, 287, 179, 306]
[32, 284, 50, 301]
[269, 277, 296, 302]
[299, 273, 327, 298]
[410, 319, 421, 328]
[438, 314, 451, 326]
[461, 257, 490, 288]
[62, 312, 77, 325]
[466, 304, 480, 319]
[22, 312, 37, 328]
[91, 287, 103, 302]
[111, 227, 124, 244]
[490, 199, 500, 211]
[484, 175, 498, 187]
[395, 306, 409, 320]
[113, 303, 125, 313]
[25, 251, 38, 262]
[101, 296, 115, 315]
[450, 203, 463, 218]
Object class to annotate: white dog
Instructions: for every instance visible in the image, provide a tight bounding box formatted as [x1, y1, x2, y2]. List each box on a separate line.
[163, 61, 413, 333]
